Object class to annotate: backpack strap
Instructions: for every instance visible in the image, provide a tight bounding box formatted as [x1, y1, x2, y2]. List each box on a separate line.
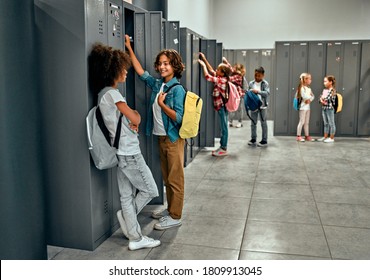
[113, 114, 123, 149]
[164, 82, 182, 93]
[96, 106, 122, 149]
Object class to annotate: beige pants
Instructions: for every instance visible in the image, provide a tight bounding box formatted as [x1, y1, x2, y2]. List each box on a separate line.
[297, 110, 311, 136]
[158, 136, 185, 219]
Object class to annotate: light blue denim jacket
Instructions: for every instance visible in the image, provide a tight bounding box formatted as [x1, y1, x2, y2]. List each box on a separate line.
[248, 79, 270, 108]
[139, 71, 185, 143]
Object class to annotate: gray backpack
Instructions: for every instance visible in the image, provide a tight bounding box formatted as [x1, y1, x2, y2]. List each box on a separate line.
[86, 105, 122, 170]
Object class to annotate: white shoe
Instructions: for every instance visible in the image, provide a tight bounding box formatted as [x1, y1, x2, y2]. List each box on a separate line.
[235, 122, 242, 128]
[117, 210, 128, 239]
[154, 215, 182, 230]
[151, 208, 169, 219]
[128, 236, 161, 251]
[324, 138, 335, 143]
[317, 137, 327, 142]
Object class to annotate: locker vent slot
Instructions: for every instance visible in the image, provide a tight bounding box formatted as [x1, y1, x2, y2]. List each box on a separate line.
[104, 200, 108, 214]
[98, 20, 104, 35]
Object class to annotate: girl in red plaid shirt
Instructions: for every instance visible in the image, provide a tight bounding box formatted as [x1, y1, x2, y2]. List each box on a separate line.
[198, 52, 232, 157]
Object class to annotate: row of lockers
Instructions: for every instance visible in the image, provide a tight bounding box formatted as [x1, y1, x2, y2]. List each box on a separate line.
[274, 40, 370, 137]
[36, 0, 225, 251]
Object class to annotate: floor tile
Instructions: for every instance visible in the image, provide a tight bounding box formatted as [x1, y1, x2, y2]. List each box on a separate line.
[242, 220, 331, 258]
[317, 203, 370, 228]
[312, 185, 370, 205]
[160, 215, 246, 250]
[183, 195, 250, 219]
[239, 250, 330, 260]
[146, 242, 239, 260]
[248, 199, 321, 224]
[253, 182, 314, 201]
[324, 226, 370, 259]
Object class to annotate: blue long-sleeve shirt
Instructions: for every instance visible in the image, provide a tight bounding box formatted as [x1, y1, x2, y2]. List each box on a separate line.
[139, 71, 186, 143]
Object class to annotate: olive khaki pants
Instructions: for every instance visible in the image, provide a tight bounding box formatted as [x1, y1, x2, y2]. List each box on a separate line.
[158, 136, 185, 219]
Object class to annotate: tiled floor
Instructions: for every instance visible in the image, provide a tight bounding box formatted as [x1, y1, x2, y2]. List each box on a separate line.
[48, 121, 370, 260]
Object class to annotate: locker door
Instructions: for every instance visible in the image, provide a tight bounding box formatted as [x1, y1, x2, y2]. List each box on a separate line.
[308, 42, 326, 135]
[200, 39, 217, 147]
[179, 28, 192, 166]
[358, 41, 370, 136]
[339, 41, 360, 136]
[235, 49, 248, 72]
[215, 43, 223, 138]
[289, 42, 308, 135]
[134, 12, 164, 204]
[106, 0, 124, 236]
[274, 43, 291, 135]
[190, 34, 205, 151]
[261, 50, 274, 120]
[326, 42, 343, 84]
[165, 21, 180, 51]
[247, 50, 260, 83]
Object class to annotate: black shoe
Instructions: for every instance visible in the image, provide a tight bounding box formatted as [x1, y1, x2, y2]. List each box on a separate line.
[257, 140, 268, 147]
[248, 139, 256, 146]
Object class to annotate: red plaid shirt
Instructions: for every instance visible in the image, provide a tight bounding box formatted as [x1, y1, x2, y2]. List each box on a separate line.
[206, 70, 228, 111]
[229, 74, 245, 97]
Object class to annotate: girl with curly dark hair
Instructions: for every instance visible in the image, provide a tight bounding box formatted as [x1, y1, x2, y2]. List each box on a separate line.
[89, 43, 161, 251]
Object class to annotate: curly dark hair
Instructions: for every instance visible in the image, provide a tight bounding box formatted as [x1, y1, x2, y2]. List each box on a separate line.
[154, 49, 185, 79]
[89, 43, 131, 96]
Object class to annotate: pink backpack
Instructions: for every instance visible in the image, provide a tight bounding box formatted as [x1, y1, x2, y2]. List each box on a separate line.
[225, 81, 241, 112]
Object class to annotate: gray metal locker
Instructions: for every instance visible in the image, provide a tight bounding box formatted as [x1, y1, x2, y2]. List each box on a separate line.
[200, 39, 217, 147]
[326, 41, 360, 137]
[179, 28, 193, 166]
[246, 50, 260, 83]
[215, 42, 223, 138]
[274, 43, 291, 135]
[134, 11, 164, 204]
[191, 32, 203, 151]
[358, 41, 370, 136]
[289, 42, 309, 135]
[340, 41, 361, 136]
[35, 0, 124, 250]
[307, 42, 326, 136]
[260, 49, 275, 120]
[165, 21, 180, 51]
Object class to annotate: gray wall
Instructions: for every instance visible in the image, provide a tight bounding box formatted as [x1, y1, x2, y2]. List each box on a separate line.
[0, 0, 47, 259]
[169, 0, 370, 49]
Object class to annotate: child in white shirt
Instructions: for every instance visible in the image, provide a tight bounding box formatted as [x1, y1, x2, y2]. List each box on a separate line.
[296, 73, 315, 142]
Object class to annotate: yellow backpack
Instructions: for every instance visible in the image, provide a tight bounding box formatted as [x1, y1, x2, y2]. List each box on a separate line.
[165, 83, 203, 139]
[334, 93, 343, 113]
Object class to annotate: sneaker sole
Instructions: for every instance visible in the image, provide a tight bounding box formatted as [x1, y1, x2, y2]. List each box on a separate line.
[154, 222, 182, 231]
[128, 240, 161, 251]
[212, 153, 228, 157]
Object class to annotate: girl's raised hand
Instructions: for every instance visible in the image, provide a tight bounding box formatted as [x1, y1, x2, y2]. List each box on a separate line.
[198, 59, 205, 67]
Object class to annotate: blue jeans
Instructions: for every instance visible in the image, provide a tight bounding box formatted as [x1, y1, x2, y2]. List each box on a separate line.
[251, 109, 268, 142]
[322, 108, 336, 135]
[218, 106, 228, 149]
[117, 153, 159, 241]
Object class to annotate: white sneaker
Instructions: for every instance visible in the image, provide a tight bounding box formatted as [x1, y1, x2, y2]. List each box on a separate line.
[154, 215, 182, 230]
[317, 137, 327, 142]
[151, 208, 169, 219]
[128, 236, 161, 251]
[324, 138, 335, 143]
[235, 122, 242, 128]
[116, 210, 128, 239]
